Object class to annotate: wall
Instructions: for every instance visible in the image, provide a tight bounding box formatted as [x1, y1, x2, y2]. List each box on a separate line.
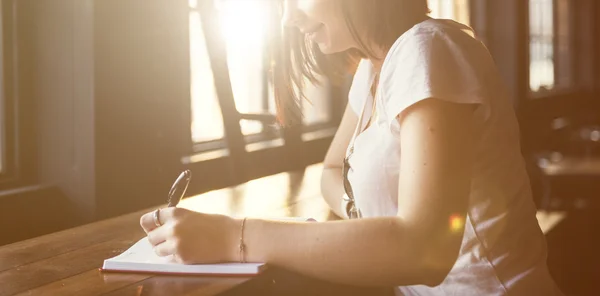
[0, 0, 93, 245]
[22, 0, 192, 220]
[93, 0, 193, 218]
[34, 0, 96, 220]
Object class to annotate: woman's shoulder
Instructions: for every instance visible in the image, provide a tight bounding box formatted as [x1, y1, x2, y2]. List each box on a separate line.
[413, 18, 477, 37]
[398, 18, 480, 46]
[383, 18, 488, 68]
[380, 17, 496, 87]
[379, 18, 500, 129]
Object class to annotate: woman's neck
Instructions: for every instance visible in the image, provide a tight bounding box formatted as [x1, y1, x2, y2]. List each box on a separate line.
[364, 15, 432, 73]
[369, 54, 386, 74]
[365, 47, 387, 74]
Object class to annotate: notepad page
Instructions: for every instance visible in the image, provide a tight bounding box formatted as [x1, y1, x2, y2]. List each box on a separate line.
[102, 238, 265, 275]
[102, 216, 313, 275]
[109, 237, 176, 264]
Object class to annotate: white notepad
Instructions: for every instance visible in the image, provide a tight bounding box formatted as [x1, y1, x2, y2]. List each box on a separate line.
[101, 238, 266, 276]
[102, 217, 314, 276]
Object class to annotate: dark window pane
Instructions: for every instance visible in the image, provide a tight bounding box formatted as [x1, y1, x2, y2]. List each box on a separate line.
[529, 0, 555, 92]
[555, 0, 573, 88]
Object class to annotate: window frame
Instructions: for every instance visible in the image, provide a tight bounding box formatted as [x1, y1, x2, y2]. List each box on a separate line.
[0, 0, 6, 178]
[188, 0, 342, 154]
[0, 0, 36, 191]
[0, 0, 17, 187]
[527, 0, 579, 98]
[182, 0, 342, 189]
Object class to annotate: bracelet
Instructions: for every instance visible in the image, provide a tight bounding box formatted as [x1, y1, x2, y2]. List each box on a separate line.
[239, 217, 247, 263]
[340, 193, 351, 219]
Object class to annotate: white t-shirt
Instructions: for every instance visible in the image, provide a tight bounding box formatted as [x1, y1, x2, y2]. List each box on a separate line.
[345, 19, 563, 296]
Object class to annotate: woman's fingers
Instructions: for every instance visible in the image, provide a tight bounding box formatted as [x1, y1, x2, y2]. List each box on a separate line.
[139, 208, 225, 264]
[140, 210, 161, 234]
[140, 208, 182, 233]
[154, 240, 175, 257]
[147, 224, 171, 246]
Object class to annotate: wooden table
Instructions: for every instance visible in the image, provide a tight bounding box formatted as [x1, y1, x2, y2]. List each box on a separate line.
[0, 163, 564, 296]
[540, 156, 600, 176]
[0, 164, 346, 296]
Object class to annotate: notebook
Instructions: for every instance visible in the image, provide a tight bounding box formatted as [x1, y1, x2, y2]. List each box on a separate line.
[101, 217, 314, 276]
[101, 237, 267, 276]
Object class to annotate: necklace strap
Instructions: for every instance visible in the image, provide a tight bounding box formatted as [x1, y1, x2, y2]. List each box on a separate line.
[347, 70, 378, 156]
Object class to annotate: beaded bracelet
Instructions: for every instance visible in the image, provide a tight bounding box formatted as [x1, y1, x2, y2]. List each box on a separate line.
[239, 217, 247, 263]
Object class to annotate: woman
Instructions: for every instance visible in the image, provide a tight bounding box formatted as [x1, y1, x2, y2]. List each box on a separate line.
[140, 0, 563, 294]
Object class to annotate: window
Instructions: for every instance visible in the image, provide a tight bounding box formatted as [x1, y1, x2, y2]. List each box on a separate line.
[0, 0, 25, 189]
[188, 0, 335, 150]
[428, 0, 471, 25]
[189, 0, 223, 143]
[0, 107, 4, 176]
[217, 0, 270, 136]
[0, 2, 6, 178]
[529, 0, 574, 93]
[0, 64, 4, 176]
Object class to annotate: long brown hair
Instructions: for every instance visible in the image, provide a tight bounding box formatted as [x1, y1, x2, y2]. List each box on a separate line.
[271, 0, 429, 126]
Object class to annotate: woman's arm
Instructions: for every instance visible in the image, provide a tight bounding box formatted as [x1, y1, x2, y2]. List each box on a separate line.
[243, 216, 431, 287]
[320, 104, 359, 218]
[142, 98, 476, 288]
[243, 98, 476, 287]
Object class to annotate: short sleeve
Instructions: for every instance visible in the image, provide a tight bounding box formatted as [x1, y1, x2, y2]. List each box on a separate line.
[380, 25, 493, 135]
[348, 59, 375, 116]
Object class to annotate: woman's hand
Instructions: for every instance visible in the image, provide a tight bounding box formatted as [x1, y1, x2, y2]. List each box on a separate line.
[139, 208, 240, 264]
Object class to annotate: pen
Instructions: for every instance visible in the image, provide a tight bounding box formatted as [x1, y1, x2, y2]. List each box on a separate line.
[167, 170, 192, 207]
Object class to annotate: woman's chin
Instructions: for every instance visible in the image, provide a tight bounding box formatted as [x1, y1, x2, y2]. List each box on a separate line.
[317, 42, 345, 55]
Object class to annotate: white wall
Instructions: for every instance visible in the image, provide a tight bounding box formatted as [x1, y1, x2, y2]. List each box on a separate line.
[15, 0, 191, 220]
[31, 0, 96, 220]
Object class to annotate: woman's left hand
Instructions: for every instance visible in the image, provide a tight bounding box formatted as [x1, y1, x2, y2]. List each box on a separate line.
[140, 208, 240, 264]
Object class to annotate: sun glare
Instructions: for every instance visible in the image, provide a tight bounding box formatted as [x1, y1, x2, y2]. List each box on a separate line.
[449, 214, 465, 232]
[218, 0, 269, 49]
[427, 0, 470, 26]
[189, 0, 273, 141]
[189, 0, 331, 141]
[218, 0, 272, 135]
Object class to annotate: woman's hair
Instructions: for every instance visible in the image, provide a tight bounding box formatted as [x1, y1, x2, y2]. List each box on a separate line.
[271, 0, 430, 126]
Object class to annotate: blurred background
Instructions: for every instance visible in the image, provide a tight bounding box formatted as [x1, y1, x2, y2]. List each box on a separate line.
[0, 0, 598, 294]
